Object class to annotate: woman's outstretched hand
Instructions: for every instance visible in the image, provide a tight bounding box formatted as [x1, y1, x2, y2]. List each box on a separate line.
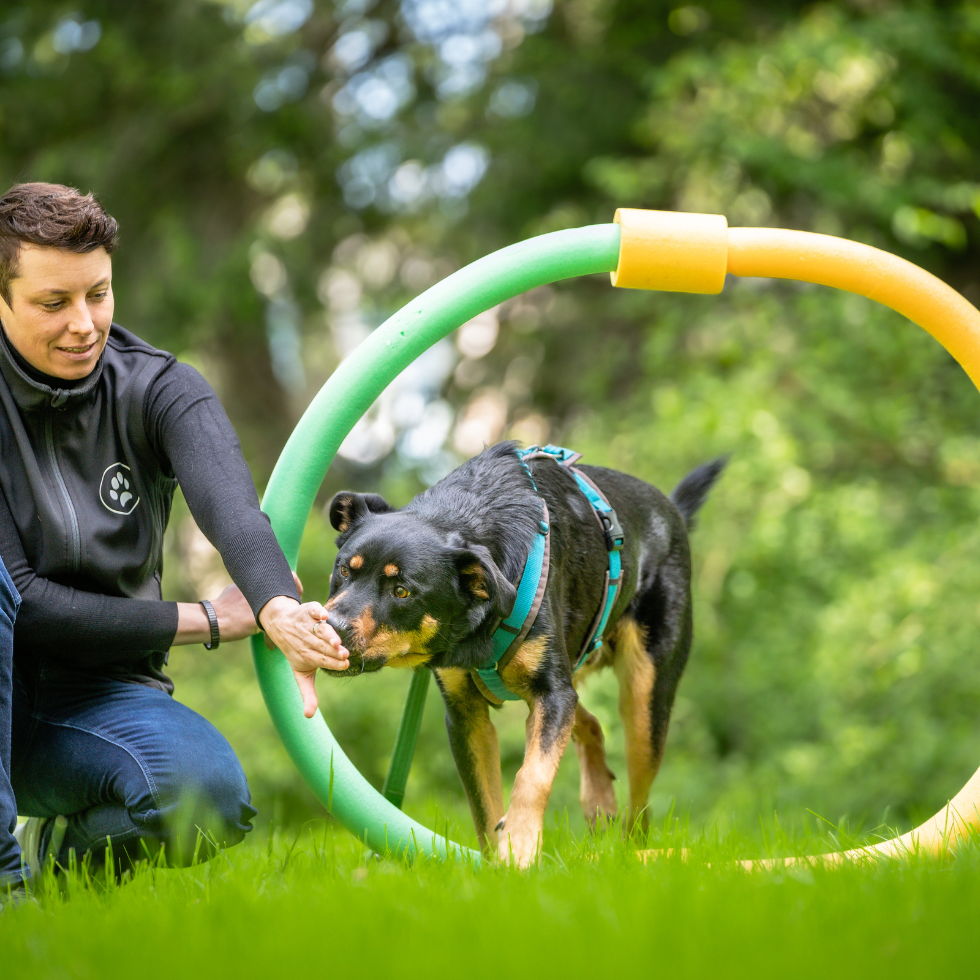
[176, 572, 346, 717]
[258, 594, 350, 718]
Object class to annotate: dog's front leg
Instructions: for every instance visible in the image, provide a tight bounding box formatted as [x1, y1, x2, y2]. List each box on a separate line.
[434, 668, 505, 852]
[496, 683, 577, 868]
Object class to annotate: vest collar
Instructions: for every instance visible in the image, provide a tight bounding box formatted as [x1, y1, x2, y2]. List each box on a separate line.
[0, 321, 106, 411]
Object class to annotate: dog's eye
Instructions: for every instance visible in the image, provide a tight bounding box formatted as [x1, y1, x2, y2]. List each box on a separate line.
[339, 565, 349, 578]
[394, 585, 410, 598]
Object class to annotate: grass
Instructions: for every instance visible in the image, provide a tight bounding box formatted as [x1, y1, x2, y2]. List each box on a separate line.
[3, 811, 980, 978]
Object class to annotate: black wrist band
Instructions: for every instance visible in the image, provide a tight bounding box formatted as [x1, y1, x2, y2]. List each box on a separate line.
[200, 599, 220, 650]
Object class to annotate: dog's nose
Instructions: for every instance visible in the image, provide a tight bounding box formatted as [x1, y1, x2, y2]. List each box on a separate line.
[326, 612, 353, 647]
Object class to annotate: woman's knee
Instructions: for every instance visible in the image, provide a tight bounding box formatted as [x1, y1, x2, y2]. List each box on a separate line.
[117, 712, 256, 862]
[196, 758, 255, 842]
[161, 755, 255, 859]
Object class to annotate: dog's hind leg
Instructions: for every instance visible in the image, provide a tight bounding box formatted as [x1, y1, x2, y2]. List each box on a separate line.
[434, 668, 504, 853]
[571, 702, 618, 829]
[613, 566, 693, 836]
[614, 617, 658, 834]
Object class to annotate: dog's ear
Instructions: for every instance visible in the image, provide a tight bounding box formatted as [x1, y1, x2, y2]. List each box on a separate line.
[453, 544, 517, 620]
[328, 492, 392, 533]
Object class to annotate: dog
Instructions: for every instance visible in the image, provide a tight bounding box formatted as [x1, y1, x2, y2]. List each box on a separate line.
[324, 441, 724, 866]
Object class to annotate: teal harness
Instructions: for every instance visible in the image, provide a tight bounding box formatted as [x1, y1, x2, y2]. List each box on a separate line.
[473, 445, 625, 704]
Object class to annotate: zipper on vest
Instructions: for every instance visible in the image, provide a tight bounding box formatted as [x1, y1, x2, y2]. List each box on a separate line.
[45, 411, 81, 572]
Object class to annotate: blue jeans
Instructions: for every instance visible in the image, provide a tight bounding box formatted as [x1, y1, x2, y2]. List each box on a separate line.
[1, 556, 22, 887]
[1, 560, 255, 881]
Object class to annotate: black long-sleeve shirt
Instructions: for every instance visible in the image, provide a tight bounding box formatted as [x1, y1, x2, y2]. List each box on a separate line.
[0, 324, 298, 683]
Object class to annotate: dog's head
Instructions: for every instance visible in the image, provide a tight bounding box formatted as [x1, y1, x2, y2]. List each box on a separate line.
[324, 491, 517, 674]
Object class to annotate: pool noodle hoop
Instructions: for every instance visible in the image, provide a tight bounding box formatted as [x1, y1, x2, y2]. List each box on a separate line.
[250, 208, 980, 865]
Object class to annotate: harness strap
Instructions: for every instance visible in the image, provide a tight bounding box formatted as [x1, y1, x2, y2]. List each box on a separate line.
[564, 466, 624, 669]
[520, 446, 625, 671]
[472, 500, 550, 703]
[472, 445, 624, 705]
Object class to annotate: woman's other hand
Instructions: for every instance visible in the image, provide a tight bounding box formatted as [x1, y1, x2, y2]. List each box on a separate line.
[257, 595, 350, 718]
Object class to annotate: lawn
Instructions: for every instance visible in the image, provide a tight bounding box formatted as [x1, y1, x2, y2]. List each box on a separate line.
[3, 813, 979, 978]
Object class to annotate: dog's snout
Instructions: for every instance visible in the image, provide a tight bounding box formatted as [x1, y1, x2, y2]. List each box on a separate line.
[326, 612, 352, 646]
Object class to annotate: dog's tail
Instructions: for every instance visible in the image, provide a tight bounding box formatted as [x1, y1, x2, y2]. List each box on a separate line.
[670, 456, 728, 530]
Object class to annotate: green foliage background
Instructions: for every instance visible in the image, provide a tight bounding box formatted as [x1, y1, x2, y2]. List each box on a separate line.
[4, 0, 980, 844]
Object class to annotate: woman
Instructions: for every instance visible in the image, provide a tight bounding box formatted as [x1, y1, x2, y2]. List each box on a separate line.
[0, 182, 347, 888]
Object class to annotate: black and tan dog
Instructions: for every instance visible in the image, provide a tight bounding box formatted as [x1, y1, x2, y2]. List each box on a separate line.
[325, 442, 724, 867]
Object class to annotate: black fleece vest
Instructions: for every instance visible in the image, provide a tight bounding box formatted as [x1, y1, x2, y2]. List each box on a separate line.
[0, 323, 177, 681]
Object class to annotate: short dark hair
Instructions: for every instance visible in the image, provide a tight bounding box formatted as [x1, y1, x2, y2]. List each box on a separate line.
[0, 182, 118, 306]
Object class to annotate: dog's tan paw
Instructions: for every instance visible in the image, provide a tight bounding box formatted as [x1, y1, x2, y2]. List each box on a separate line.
[580, 764, 618, 830]
[496, 824, 542, 869]
[583, 796, 618, 831]
[624, 806, 651, 838]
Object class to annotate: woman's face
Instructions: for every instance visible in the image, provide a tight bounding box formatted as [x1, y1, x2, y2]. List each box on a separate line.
[0, 244, 113, 381]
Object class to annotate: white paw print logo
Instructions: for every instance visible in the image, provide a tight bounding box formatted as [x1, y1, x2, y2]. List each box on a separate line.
[99, 463, 140, 515]
[109, 472, 133, 508]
